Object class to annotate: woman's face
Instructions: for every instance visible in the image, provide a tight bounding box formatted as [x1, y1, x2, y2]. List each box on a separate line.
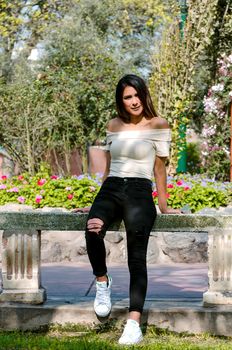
[122, 86, 143, 118]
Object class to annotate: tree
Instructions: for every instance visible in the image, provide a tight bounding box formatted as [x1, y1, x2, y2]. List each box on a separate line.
[0, 2, 126, 174]
[149, 0, 232, 172]
[40, 9, 127, 172]
[0, 0, 70, 82]
[0, 0, 178, 174]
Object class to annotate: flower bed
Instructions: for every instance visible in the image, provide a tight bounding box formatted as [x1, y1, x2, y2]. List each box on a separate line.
[0, 172, 231, 212]
[154, 174, 232, 212]
[0, 173, 101, 210]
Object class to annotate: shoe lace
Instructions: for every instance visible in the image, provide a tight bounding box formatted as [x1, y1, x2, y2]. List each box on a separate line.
[96, 284, 109, 304]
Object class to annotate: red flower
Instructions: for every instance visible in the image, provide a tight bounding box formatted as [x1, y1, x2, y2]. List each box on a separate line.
[1, 175, 7, 180]
[18, 175, 24, 181]
[176, 180, 183, 186]
[167, 184, 174, 189]
[152, 191, 158, 197]
[35, 195, 43, 203]
[184, 186, 190, 191]
[37, 178, 46, 186]
[50, 175, 58, 180]
[67, 193, 74, 200]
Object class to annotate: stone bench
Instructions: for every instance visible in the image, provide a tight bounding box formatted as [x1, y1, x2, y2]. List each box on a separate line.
[0, 211, 232, 306]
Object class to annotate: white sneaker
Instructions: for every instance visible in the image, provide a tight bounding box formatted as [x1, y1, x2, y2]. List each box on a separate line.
[118, 319, 143, 345]
[94, 275, 112, 317]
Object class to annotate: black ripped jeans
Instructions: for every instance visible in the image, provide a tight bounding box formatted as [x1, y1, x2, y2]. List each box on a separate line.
[85, 176, 157, 314]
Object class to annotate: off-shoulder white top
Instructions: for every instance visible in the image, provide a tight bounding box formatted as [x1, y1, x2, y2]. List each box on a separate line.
[105, 129, 171, 180]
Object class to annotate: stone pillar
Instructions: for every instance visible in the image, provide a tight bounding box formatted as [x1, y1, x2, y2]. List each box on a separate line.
[203, 228, 232, 305]
[0, 230, 46, 304]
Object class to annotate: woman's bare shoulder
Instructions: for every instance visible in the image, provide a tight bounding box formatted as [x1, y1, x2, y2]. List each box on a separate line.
[107, 118, 122, 132]
[150, 117, 170, 129]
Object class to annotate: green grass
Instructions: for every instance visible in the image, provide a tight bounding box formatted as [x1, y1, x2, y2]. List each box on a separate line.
[0, 324, 232, 350]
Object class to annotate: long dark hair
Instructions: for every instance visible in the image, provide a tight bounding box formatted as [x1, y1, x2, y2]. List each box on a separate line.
[115, 74, 158, 122]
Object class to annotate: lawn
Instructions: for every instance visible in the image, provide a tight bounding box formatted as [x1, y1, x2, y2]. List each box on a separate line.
[1, 324, 232, 350]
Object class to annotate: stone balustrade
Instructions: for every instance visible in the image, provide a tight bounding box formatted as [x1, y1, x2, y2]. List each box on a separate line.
[0, 211, 232, 305]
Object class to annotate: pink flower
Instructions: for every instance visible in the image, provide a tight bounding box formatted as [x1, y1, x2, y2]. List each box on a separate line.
[176, 180, 183, 186]
[0, 184, 7, 190]
[18, 175, 24, 181]
[184, 186, 190, 191]
[219, 66, 228, 76]
[37, 178, 46, 186]
[167, 184, 174, 189]
[1, 175, 7, 180]
[50, 175, 58, 180]
[35, 195, 43, 203]
[7, 187, 19, 193]
[12, 187, 19, 192]
[152, 191, 158, 197]
[166, 193, 170, 198]
[17, 196, 25, 203]
[67, 193, 74, 200]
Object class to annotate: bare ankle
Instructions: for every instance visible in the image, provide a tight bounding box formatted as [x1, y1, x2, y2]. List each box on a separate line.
[128, 311, 141, 324]
[96, 275, 108, 283]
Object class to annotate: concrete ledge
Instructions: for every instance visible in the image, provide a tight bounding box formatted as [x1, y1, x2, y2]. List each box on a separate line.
[203, 291, 232, 305]
[0, 211, 231, 231]
[1, 211, 232, 334]
[0, 288, 46, 304]
[1, 297, 232, 336]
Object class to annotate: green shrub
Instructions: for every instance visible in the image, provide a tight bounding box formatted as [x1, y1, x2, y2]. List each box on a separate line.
[186, 142, 202, 175]
[0, 172, 101, 210]
[0, 171, 231, 213]
[152, 174, 231, 213]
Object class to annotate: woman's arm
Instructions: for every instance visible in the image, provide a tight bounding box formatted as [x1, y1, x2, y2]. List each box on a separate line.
[154, 156, 181, 214]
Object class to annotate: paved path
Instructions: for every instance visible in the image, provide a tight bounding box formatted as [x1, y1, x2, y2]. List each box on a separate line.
[41, 262, 208, 300]
[3, 262, 232, 336]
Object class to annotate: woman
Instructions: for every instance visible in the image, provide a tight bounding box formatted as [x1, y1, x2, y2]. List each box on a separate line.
[85, 74, 180, 345]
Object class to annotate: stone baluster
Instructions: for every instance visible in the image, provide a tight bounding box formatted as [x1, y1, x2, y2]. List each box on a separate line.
[0, 230, 46, 304]
[203, 227, 232, 305]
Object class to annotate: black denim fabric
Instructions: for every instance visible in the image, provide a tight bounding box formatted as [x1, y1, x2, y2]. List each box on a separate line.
[85, 176, 157, 313]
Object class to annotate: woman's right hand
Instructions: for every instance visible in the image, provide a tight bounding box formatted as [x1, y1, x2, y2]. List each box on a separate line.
[161, 208, 183, 214]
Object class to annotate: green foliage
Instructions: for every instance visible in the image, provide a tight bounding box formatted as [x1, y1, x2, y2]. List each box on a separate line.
[0, 0, 70, 82]
[149, 0, 232, 171]
[201, 149, 230, 182]
[200, 54, 232, 181]
[0, 17, 124, 174]
[0, 171, 101, 210]
[0, 325, 232, 350]
[153, 175, 231, 213]
[186, 142, 201, 174]
[1, 0, 231, 179]
[0, 171, 231, 213]
[71, 0, 174, 73]
[168, 185, 228, 213]
[0, 0, 180, 175]
[0, 77, 84, 174]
